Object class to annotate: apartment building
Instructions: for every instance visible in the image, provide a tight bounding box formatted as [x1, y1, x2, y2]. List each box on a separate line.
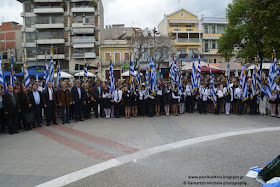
[17, 0, 104, 72]
[158, 9, 202, 59]
[100, 24, 135, 81]
[0, 22, 23, 64]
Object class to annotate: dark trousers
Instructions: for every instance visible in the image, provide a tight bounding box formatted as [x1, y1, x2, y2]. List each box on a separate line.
[46, 101, 57, 124]
[69, 104, 74, 119]
[0, 109, 5, 131]
[94, 100, 104, 117]
[74, 100, 83, 120]
[202, 101, 207, 114]
[33, 105, 42, 126]
[7, 113, 18, 133]
[237, 99, 243, 114]
[185, 96, 190, 112]
[83, 103, 91, 119]
[215, 98, 222, 114]
[197, 98, 203, 114]
[249, 97, 257, 114]
[139, 100, 146, 116]
[61, 106, 70, 123]
[114, 102, 121, 118]
[148, 99, 155, 117]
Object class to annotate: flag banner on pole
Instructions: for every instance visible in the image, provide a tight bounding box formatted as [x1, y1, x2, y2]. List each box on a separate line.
[256, 59, 262, 96]
[0, 56, 4, 89]
[145, 59, 150, 96]
[191, 58, 198, 94]
[251, 67, 256, 99]
[44, 55, 49, 88]
[169, 57, 176, 90]
[178, 72, 183, 97]
[225, 61, 231, 96]
[10, 64, 14, 86]
[150, 58, 157, 94]
[242, 69, 249, 102]
[84, 58, 88, 83]
[11, 57, 17, 85]
[109, 60, 115, 99]
[23, 63, 31, 89]
[49, 53, 54, 85]
[268, 56, 278, 100]
[56, 63, 61, 89]
[209, 64, 217, 108]
[135, 61, 141, 90]
[197, 54, 201, 87]
[239, 65, 245, 90]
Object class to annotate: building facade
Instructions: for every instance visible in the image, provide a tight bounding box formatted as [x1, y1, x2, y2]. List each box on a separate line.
[17, 0, 104, 72]
[100, 24, 135, 81]
[0, 22, 23, 64]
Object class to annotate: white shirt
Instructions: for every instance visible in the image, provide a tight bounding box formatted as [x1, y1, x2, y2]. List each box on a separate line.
[77, 87, 81, 99]
[234, 87, 242, 99]
[223, 87, 234, 102]
[33, 90, 40, 105]
[102, 92, 110, 99]
[200, 88, 208, 101]
[114, 90, 122, 102]
[139, 90, 148, 100]
[217, 90, 223, 98]
[48, 87, 53, 100]
[38, 86, 43, 92]
[185, 85, 191, 96]
[157, 90, 162, 96]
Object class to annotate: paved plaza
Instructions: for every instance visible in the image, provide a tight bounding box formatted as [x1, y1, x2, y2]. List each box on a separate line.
[0, 113, 279, 187]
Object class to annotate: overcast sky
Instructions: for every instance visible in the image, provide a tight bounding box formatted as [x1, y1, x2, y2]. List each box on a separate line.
[1, 0, 232, 28]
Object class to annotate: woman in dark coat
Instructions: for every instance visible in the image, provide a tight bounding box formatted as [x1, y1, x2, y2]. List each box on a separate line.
[19, 85, 32, 130]
[122, 86, 131, 119]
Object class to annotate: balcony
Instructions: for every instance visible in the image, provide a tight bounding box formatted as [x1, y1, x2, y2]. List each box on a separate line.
[176, 38, 202, 43]
[203, 34, 222, 39]
[72, 23, 95, 28]
[20, 12, 36, 17]
[37, 39, 65, 44]
[168, 27, 200, 33]
[34, 23, 64, 29]
[72, 36, 96, 44]
[34, 7, 64, 14]
[71, 7, 95, 13]
[204, 49, 219, 54]
[34, 0, 63, 2]
[73, 43, 95, 48]
[73, 52, 96, 59]
[102, 61, 122, 66]
[37, 54, 65, 60]
[72, 28, 94, 34]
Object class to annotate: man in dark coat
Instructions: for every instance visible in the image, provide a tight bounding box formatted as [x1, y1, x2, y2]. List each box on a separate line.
[58, 81, 73, 124]
[29, 83, 43, 127]
[92, 80, 104, 118]
[43, 81, 58, 126]
[3, 85, 21, 134]
[71, 80, 85, 122]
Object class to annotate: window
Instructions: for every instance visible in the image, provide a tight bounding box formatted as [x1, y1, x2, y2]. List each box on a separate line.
[25, 17, 35, 28]
[204, 25, 208, 34]
[189, 49, 198, 58]
[38, 31, 64, 40]
[37, 45, 64, 55]
[181, 13, 184, 17]
[171, 24, 178, 27]
[105, 53, 110, 61]
[212, 40, 216, 49]
[73, 16, 83, 23]
[124, 52, 129, 61]
[85, 16, 94, 24]
[205, 40, 209, 52]
[214, 59, 217, 63]
[26, 47, 37, 58]
[186, 24, 192, 27]
[26, 32, 36, 43]
[24, 3, 33, 12]
[211, 25, 216, 34]
[114, 53, 120, 62]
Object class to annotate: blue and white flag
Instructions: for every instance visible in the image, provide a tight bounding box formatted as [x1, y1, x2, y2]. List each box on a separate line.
[84, 59, 88, 83]
[242, 69, 249, 102]
[197, 55, 201, 86]
[251, 68, 256, 99]
[130, 59, 135, 93]
[109, 60, 115, 99]
[209, 65, 217, 108]
[49, 54, 54, 85]
[23, 63, 31, 89]
[135, 61, 141, 90]
[191, 58, 198, 94]
[268, 56, 278, 100]
[0, 56, 4, 90]
[56, 63, 61, 89]
[169, 57, 176, 89]
[256, 59, 262, 96]
[178, 72, 183, 97]
[150, 58, 157, 94]
[225, 61, 231, 96]
[145, 60, 150, 96]
[239, 65, 245, 90]
[44, 57, 49, 88]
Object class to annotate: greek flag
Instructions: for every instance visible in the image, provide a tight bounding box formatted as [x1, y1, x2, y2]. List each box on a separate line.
[209, 65, 217, 108]
[0, 56, 4, 90]
[130, 59, 135, 93]
[256, 59, 262, 96]
[197, 55, 201, 86]
[135, 61, 141, 90]
[225, 61, 231, 96]
[56, 63, 61, 89]
[109, 60, 115, 99]
[49, 55, 54, 85]
[250, 68, 256, 99]
[191, 58, 198, 94]
[84, 59, 88, 83]
[145, 60, 149, 96]
[268, 56, 278, 99]
[150, 58, 157, 94]
[23, 63, 31, 89]
[10, 64, 14, 86]
[242, 70, 249, 102]
[239, 65, 245, 90]
[169, 57, 176, 89]
[178, 72, 183, 97]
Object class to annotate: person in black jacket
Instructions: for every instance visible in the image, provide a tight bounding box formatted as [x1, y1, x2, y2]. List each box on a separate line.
[83, 83, 92, 120]
[43, 81, 58, 126]
[92, 80, 104, 118]
[71, 80, 85, 122]
[20, 85, 32, 130]
[3, 85, 21, 134]
[122, 86, 131, 119]
[29, 83, 43, 127]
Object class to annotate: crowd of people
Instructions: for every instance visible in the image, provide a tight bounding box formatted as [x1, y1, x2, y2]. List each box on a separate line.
[0, 73, 279, 135]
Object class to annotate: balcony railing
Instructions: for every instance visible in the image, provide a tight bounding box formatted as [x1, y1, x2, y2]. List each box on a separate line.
[168, 27, 199, 33]
[34, 23, 64, 29]
[37, 39, 65, 44]
[72, 36, 96, 44]
[73, 52, 96, 59]
[102, 61, 122, 66]
[34, 7, 64, 14]
[71, 7, 95, 13]
[176, 38, 202, 43]
[203, 34, 222, 38]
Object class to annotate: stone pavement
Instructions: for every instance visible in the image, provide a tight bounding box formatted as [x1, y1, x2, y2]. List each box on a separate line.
[0, 113, 279, 187]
